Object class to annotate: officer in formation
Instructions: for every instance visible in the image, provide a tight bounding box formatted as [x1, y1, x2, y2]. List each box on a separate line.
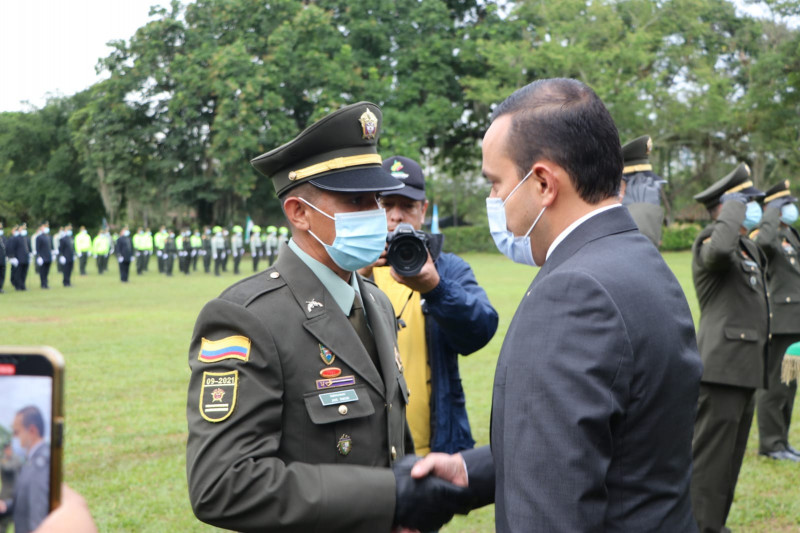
[164, 229, 177, 276]
[116, 226, 134, 282]
[211, 226, 226, 276]
[752, 180, 800, 462]
[176, 229, 191, 274]
[154, 226, 168, 273]
[6, 223, 30, 291]
[264, 225, 279, 266]
[187, 102, 465, 532]
[133, 228, 147, 275]
[34, 222, 52, 289]
[92, 229, 111, 274]
[201, 226, 213, 273]
[361, 155, 498, 456]
[0, 222, 6, 294]
[249, 225, 262, 272]
[74, 226, 92, 275]
[620, 135, 666, 247]
[190, 229, 202, 271]
[231, 225, 245, 274]
[58, 224, 75, 287]
[690, 163, 770, 533]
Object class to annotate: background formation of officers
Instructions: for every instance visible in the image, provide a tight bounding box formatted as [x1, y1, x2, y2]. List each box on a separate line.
[0, 222, 290, 290]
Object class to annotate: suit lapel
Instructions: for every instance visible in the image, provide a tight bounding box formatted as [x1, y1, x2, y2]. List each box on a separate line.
[358, 276, 398, 401]
[275, 247, 386, 398]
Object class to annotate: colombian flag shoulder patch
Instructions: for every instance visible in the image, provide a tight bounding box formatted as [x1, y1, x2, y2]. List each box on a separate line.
[198, 335, 251, 363]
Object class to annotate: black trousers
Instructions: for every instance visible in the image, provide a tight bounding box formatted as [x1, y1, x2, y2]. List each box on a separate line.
[203, 252, 211, 273]
[157, 251, 165, 273]
[136, 252, 145, 274]
[13, 262, 29, 290]
[39, 261, 51, 288]
[0, 262, 5, 291]
[164, 254, 174, 276]
[79, 254, 88, 275]
[756, 334, 800, 453]
[691, 383, 755, 533]
[119, 259, 131, 282]
[62, 261, 73, 286]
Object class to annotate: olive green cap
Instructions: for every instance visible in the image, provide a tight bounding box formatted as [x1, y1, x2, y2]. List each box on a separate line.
[762, 179, 797, 205]
[622, 135, 652, 174]
[250, 101, 403, 197]
[693, 163, 763, 208]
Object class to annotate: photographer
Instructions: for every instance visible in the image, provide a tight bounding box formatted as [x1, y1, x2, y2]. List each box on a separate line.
[361, 156, 498, 456]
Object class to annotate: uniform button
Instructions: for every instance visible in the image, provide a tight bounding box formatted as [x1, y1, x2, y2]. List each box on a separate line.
[740, 333, 746, 339]
[338, 405, 348, 415]
[769, 334, 773, 341]
[787, 297, 792, 303]
[387, 403, 392, 411]
[391, 446, 397, 460]
[770, 313, 773, 318]
[270, 271, 280, 279]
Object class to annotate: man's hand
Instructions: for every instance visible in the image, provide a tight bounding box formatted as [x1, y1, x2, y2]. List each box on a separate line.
[720, 191, 748, 205]
[59, 256, 66, 265]
[767, 198, 789, 210]
[410, 452, 468, 487]
[357, 249, 388, 279]
[393, 455, 471, 531]
[33, 484, 97, 533]
[390, 252, 440, 294]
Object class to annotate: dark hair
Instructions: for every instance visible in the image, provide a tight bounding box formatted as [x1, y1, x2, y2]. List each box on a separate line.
[18, 405, 45, 438]
[491, 78, 622, 204]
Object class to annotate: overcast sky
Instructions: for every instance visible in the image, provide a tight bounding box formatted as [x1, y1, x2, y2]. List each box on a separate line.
[0, 1, 793, 114]
[0, 0, 163, 112]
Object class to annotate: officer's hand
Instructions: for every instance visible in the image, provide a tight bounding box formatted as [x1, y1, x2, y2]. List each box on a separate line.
[767, 198, 789, 211]
[720, 192, 748, 205]
[393, 455, 471, 531]
[58, 256, 66, 265]
[118, 256, 123, 263]
[390, 252, 440, 294]
[623, 175, 661, 206]
[36, 256, 43, 266]
[357, 248, 388, 278]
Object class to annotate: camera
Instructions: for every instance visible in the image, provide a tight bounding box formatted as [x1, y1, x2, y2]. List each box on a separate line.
[386, 223, 432, 277]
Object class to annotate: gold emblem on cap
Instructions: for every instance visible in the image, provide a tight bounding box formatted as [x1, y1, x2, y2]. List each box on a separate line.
[743, 163, 751, 175]
[359, 108, 378, 139]
[646, 137, 652, 154]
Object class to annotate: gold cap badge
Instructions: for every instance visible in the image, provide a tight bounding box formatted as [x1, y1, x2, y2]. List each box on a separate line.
[359, 108, 378, 139]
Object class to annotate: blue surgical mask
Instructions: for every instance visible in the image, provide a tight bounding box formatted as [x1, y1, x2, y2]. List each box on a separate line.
[300, 198, 388, 271]
[11, 437, 25, 458]
[780, 203, 798, 225]
[486, 170, 546, 267]
[743, 201, 763, 230]
[21, 230, 27, 236]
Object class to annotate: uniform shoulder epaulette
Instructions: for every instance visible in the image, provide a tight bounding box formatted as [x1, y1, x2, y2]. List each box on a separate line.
[220, 270, 285, 306]
[748, 229, 760, 239]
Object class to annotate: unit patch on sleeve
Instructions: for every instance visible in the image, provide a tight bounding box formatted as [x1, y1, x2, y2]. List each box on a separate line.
[198, 335, 251, 363]
[200, 370, 239, 422]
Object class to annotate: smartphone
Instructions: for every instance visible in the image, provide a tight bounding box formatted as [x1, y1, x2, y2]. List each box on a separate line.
[0, 346, 64, 527]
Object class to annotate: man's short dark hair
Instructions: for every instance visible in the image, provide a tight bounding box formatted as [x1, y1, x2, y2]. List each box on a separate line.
[18, 405, 45, 438]
[491, 78, 623, 204]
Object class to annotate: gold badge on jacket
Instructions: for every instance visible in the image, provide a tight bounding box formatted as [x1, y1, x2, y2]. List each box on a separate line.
[337, 434, 352, 456]
[199, 370, 238, 423]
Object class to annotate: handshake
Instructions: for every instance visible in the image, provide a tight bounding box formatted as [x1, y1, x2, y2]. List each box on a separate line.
[392, 453, 476, 531]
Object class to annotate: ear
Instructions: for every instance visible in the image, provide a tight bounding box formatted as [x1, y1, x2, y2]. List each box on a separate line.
[531, 160, 560, 208]
[283, 197, 311, 231]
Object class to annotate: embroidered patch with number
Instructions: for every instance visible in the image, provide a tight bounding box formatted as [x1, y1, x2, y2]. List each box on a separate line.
[200, 370, 239, 422]
[198, 335, 251, 363]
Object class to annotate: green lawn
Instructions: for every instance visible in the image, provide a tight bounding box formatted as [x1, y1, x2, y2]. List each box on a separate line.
[1, 252, 797, 532]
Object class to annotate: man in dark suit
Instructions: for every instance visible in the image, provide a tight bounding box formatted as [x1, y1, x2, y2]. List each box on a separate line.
[0, 223, 6, 294]
[7, 223, 31, 291]
[752, 180, 800, 461]
[186, 102, 465, 533]
[58, 224, 75, 287]
[34, 222, 52, 289]
[116, 226, 134, 282]
[690, 163, 770, 532]
[0, 406, 50, 533]
[406, 78, 703, 533]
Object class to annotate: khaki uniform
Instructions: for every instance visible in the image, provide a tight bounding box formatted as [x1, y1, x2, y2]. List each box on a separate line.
[753, 206, 800, 453]
[690, 200, 770, 532]
[187, 246, 412, 533]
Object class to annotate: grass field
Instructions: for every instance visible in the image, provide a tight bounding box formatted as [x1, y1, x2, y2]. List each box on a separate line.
[1, 252, 798, 532]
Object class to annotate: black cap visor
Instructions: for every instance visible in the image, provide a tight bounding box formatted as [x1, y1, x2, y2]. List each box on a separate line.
[309, 166, 404, 193]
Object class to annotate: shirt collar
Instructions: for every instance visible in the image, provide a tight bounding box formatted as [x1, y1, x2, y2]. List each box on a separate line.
[546, 204, 621, 261]
[288, 239, 360, 315]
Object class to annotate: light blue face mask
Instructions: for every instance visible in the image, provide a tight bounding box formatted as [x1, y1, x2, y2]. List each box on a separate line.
[743, 201, 763, 230]
[780, 203, 799, 225]
[300, 198, 388, 271]
[486, 169, 546, 267]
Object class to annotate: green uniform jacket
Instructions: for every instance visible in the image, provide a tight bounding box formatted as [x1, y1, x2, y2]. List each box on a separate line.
[186, 246, 412, 533]
[692, 201, 770, 388]
[753, 207, 800, 334]
[626, 203, 664, 247]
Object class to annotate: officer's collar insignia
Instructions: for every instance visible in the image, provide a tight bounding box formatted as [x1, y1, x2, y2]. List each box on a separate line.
[320, 344, 335, 365]
[359, 108, 378, 139]
[199, 370, 238, 422]
[198, 335, 251, 363]
[306, 299, 323, 313]
[337, 434, 352, 456]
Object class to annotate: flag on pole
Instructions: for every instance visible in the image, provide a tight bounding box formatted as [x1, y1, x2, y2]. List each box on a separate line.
[430, 204, 440, 234]
[245, 216, 253, 244]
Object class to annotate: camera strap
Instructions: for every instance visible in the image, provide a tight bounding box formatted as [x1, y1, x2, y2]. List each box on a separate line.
[395, 290, 414, 330]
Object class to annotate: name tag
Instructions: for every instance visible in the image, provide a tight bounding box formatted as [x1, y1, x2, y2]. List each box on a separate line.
[319, 389, 358, 406]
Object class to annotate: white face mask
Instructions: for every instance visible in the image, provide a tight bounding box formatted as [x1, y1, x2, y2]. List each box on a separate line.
[486, 169, 546, 266]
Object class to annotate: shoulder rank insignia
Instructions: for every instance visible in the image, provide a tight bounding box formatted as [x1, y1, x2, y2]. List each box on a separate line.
[198, 335, 251, 363]
[359, 108, 378, 139]
[200, 370, 238, 422]
[306, 299, 323, 313]
[320, 344, 335, 365]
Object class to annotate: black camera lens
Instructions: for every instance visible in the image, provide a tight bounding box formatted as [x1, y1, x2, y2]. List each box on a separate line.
[386, 234, 428, 277]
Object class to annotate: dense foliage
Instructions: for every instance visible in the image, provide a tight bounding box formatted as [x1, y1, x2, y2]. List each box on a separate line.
[1, 0, 798, 229]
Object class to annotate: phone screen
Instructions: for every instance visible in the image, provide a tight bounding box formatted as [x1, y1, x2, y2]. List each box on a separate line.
[0, 347, 64, 530]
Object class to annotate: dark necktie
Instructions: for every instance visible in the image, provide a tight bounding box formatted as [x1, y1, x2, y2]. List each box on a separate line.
[349, 291, 382, 376]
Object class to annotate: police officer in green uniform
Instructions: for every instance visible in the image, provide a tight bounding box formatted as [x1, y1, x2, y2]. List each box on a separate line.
[752, 180, 800, 461]
[186, 102, 467, 533]
[620, 135, 665, 247]
[690, 163, 770, 533]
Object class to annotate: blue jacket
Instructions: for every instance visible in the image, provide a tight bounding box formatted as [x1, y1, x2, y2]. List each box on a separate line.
[422, 252, 498, 453]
